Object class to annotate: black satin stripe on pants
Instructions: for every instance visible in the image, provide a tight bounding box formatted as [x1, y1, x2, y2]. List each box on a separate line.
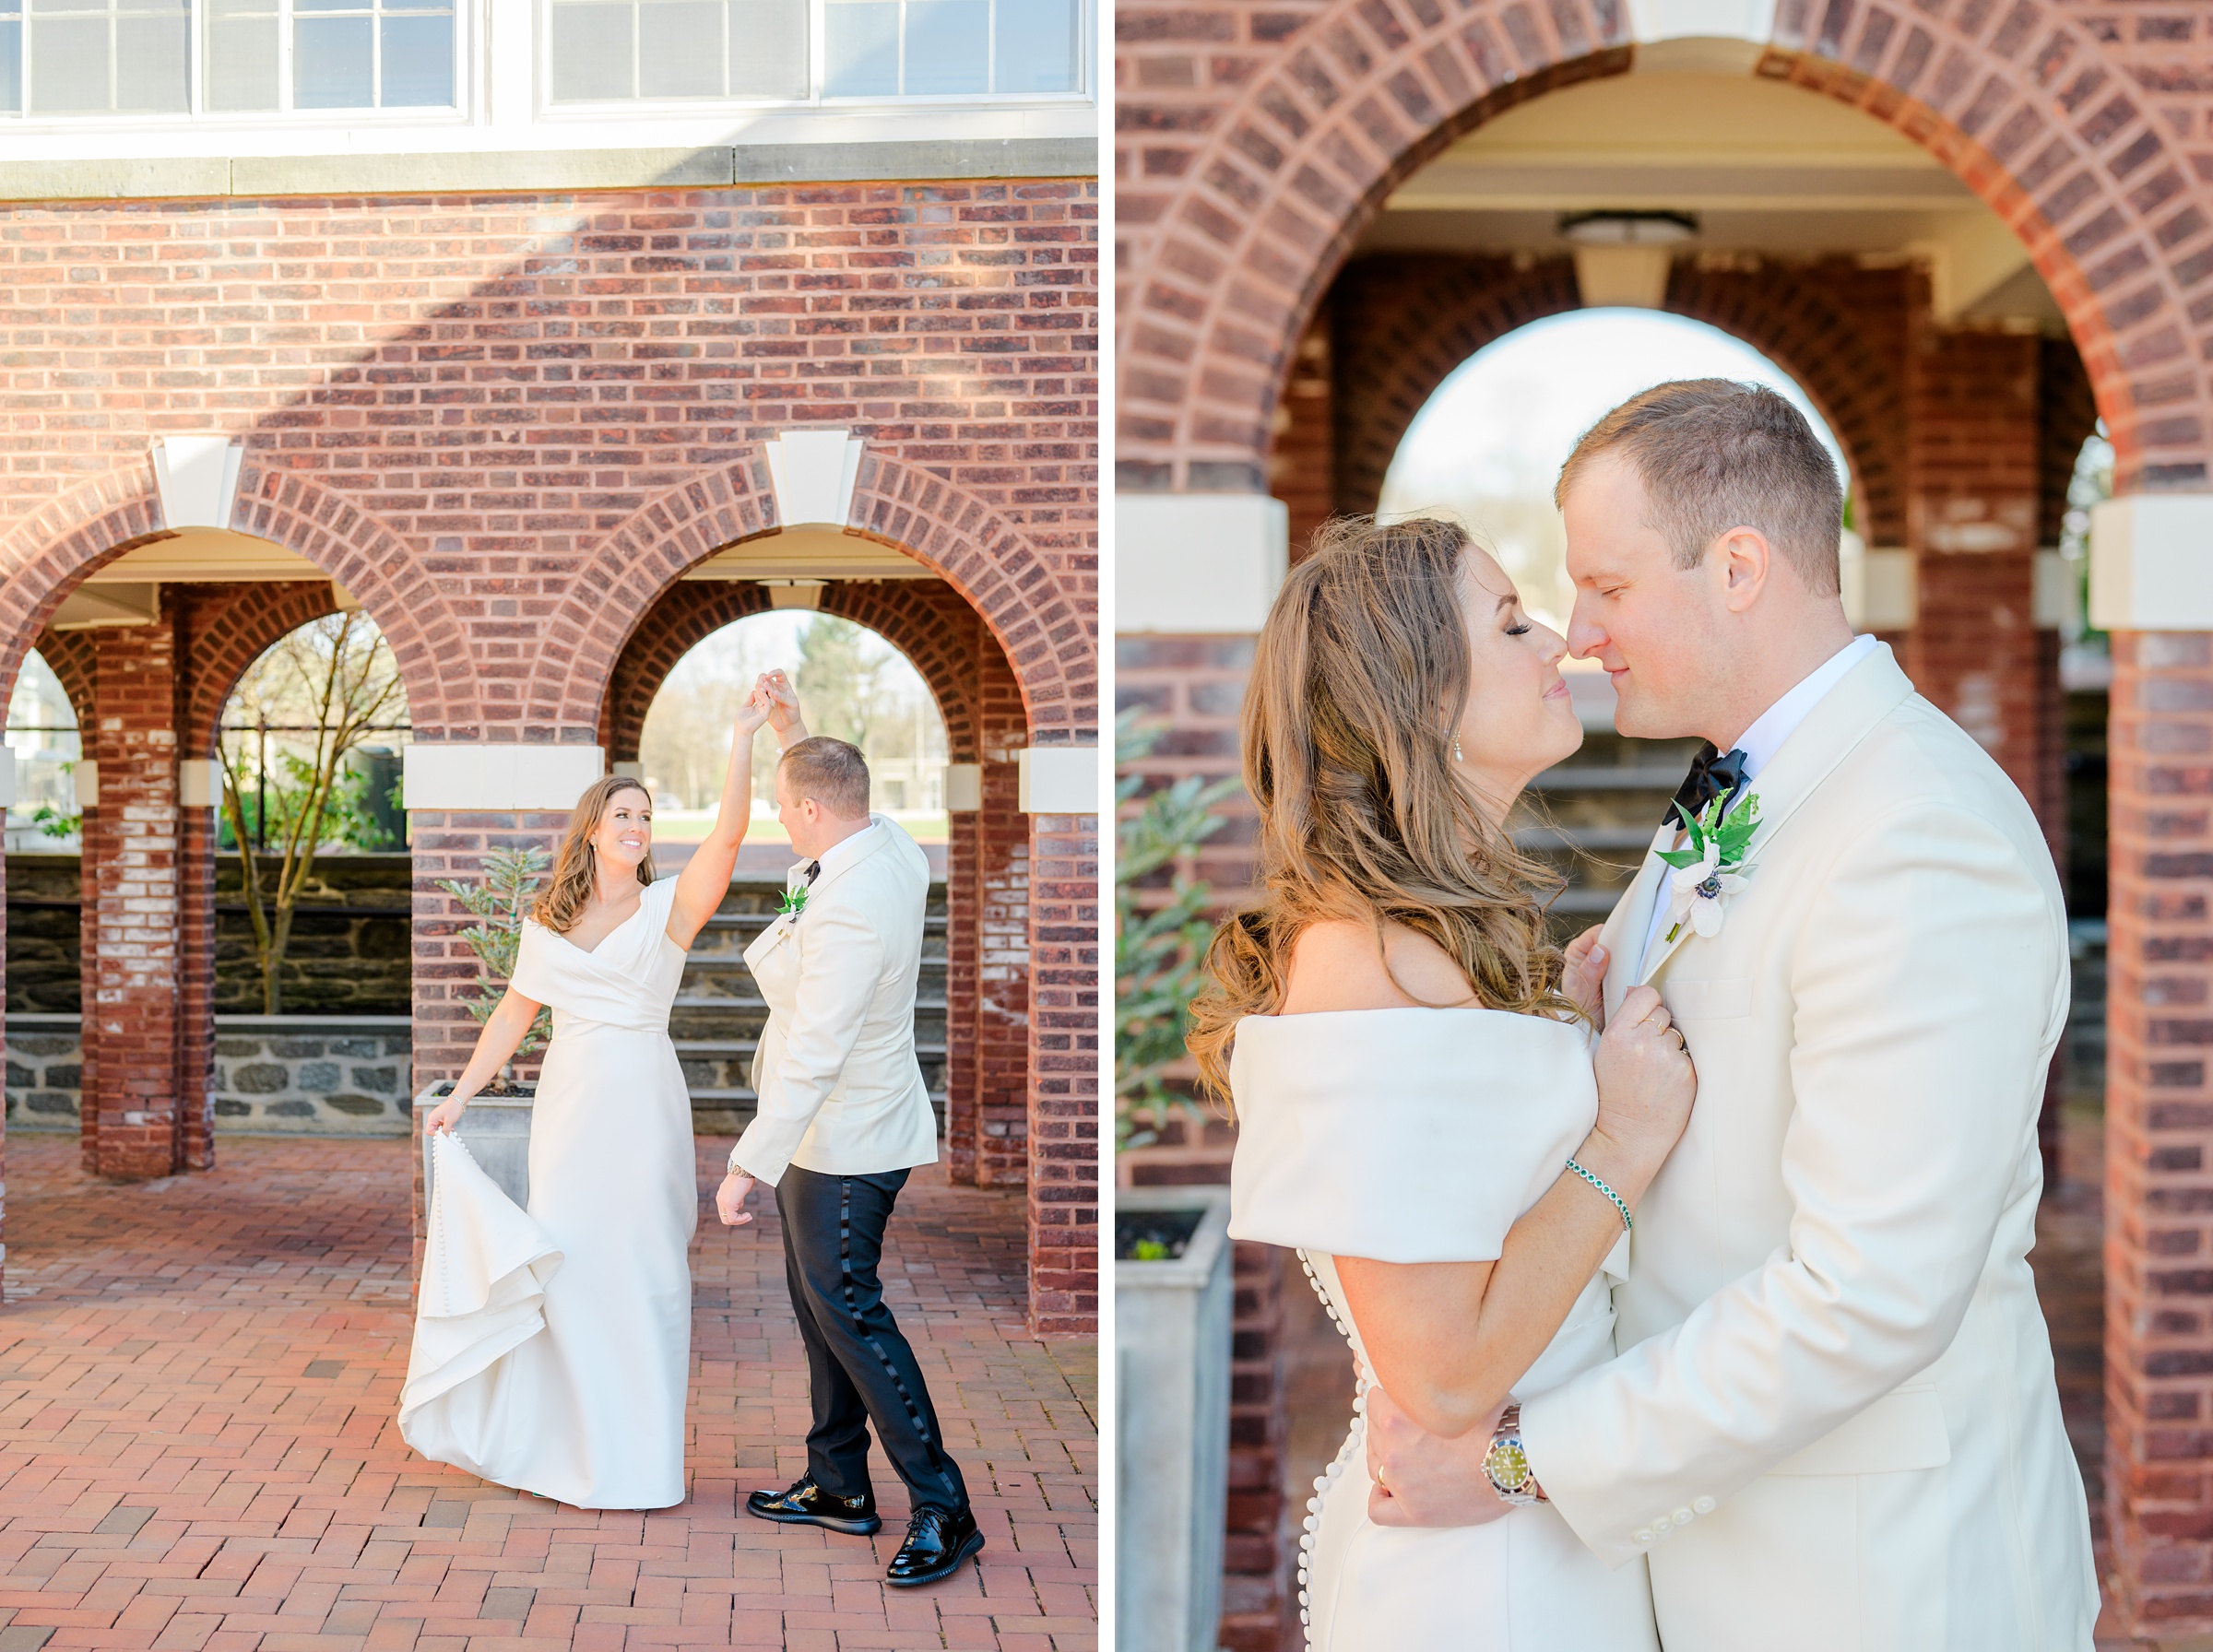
[775, 1164, 969, 1515]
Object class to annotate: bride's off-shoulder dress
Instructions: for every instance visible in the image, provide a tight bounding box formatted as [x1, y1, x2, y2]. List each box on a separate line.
[1228, 1008, 1660, 1651]
[400, 875, 697, 1510]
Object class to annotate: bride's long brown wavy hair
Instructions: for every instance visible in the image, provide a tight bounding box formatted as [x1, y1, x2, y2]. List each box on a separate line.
[1187, 515, 1576, 1100]
[532, 775, 657, 933]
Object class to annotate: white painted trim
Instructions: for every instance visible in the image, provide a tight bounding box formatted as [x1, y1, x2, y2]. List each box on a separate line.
[765, 431, 866, 529]
[2091, 494, 2213, 631]
[1845, 548, 1917, 630]
[1017, 746, 1096, 815]
[944, 762, 982, 812]
[1117, 493, 1289, 634]
[0, 750, 14, 808]
[178, 759, 222, 808]
[151, 436, 244, 531]
[402, 743, 606, 810]
[2033, 549, 2075, 631]
[73, 761, 99, 809]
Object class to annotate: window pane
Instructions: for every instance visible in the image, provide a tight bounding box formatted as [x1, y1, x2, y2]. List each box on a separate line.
[995, 0, 1072, 93]
[549, 0, 631, 99]
[822, 0, 893, 97]
[205, 0, 277, 111]
[114, 8, 186, 109]
[637, 0, 717, 96]
[905, 0, 980, 94]
[29, 15, 107, 109]
[725, 0, 799, 98]
[379, 11, 450, 103]
[0, 17, 20, 109]
[294, 11, 370, 104]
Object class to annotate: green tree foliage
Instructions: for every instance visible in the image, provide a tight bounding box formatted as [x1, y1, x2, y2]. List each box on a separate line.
[217, 612, 407, 1013]
[435, 845, 554, 1057]
[795, 615, 893, 750]
[1116, 708, 1239, 1150]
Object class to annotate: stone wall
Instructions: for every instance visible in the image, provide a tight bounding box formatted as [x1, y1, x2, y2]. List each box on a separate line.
[5, 1013, 412, 1135]
[4, 853, 412, 1015]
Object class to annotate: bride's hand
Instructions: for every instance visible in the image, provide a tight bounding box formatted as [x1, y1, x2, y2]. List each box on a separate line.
[1561, 926, 1607, 1022]
[1586, 985, 1696, 1201]
[1366, 1386, 1513, 1528]
[423, 1092, 468, 1137]
[734, 680, 775, 738]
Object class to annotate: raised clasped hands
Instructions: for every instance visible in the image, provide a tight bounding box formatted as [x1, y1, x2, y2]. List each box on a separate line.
[757, 669, 804, 739]
[734, 678, 775, 738]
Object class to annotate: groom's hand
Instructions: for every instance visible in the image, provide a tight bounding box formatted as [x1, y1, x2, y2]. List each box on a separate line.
[716, 1171, 757, 1226]
[1366, 1386, 1512, 1528]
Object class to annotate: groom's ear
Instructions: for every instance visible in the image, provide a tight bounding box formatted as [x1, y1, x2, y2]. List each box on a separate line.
[1716, 525, 1773, 613]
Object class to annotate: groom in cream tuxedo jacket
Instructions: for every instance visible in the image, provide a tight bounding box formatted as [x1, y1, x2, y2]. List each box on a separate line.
[1367, 382, 2096, 1650]
[715, 726, 980, 1588]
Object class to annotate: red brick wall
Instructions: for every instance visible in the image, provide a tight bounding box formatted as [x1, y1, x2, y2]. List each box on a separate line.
[0, 174, 1097, 1331]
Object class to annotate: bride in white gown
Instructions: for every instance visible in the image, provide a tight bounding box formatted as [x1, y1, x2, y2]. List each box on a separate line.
[1192, 517, 1698, 1649]
[401, 671, 799, 1510]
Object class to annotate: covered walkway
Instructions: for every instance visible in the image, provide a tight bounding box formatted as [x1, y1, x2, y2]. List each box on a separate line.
[0, 1138, 1095, 1650]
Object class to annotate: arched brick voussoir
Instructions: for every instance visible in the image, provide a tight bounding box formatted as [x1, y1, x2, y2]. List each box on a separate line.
[0, 459, 169, 702]
[1120, 0, 2212, 496]
[176, 583, 345, 761]
[600, 578, 1003, 772]
[562, 449, 1088, 752]
[848, 453, 1091, 743]
[229, 464, 476, 740]
[530, 456, 779, 742]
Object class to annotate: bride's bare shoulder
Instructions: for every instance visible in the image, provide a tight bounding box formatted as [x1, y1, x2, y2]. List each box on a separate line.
[1278, 918, 1476, 1014]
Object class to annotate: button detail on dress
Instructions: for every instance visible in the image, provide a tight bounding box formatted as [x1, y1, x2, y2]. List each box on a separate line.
[1633, 1528, 1654, 1544]
[1692, 1495, 1716, 1515]
[1673, 1507, 1694, 1526]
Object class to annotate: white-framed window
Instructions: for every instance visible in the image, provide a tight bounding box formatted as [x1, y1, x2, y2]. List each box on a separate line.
[544, 0, 1083, 106]
[0, 0, 456, 113]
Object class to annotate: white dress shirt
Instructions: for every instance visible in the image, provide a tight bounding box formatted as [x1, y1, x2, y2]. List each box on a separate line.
[1636, 633, 1880, 975]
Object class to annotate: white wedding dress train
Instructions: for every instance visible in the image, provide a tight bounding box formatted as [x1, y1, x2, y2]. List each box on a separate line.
[1228, 1008, 1660, 1651]
[399, 875, 698, 1509]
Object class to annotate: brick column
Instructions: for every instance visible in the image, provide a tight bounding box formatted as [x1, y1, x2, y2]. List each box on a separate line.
[977, 664, 1031, 1188]
[1027, 801, 1098, 1337]
[2107, 629, 2213, 1631]
[944, 803, 983, 1185]
[80, 616, 187, 1179]
[1904, 327, 2049, 833]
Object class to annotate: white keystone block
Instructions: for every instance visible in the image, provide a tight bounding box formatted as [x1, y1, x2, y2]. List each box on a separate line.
[1118, 493, 1289, 634]
[402, 744, 608, 812]
[1017, 746, 1098, 815]
[1627, 0, 1777, 40]
[151, 434, 244, 531]
[764, 431, 866, 528]
[0, 750, 13, 808]
[2091, 493, 2213, 631]
[944, 762, 983, 812]
[178, 758, 221, 808]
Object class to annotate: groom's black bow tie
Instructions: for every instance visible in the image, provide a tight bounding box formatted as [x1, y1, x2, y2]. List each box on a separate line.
[1669, 743, 1749, 829]
[804, 860, 822, 885]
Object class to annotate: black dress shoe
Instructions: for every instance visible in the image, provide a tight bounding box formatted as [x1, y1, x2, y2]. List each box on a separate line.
[884, 1504, 984, 1587]
[745, 1474, 882, 1536]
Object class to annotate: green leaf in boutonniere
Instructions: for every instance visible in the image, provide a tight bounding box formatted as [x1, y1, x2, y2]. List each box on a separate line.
[1657, 789, 1761, 943]
[777, 885, 808, 920]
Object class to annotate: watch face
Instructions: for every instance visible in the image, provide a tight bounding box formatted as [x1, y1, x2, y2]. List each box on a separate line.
[1485, 1436, 1532, 1493]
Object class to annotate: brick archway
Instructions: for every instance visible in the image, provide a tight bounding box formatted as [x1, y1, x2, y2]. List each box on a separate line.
[1327, 254, 1917, 545]
[176, 584, 349, 761]
[0, 460, 469, 739]
[600, 569, 1035, 1195]
[540, 448, 1095, 749]
[1119, 6, 2201, 496]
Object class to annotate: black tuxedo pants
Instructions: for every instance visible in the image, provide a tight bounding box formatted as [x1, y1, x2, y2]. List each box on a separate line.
[775, 1164, 970, 1515]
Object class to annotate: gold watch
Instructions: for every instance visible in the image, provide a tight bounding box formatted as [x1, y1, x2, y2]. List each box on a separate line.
[1483, 1404, 1546, 1506]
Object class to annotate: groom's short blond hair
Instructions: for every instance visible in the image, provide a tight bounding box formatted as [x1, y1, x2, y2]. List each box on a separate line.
[779, 737, 870, 819]
[1556, 379, 1845, 595]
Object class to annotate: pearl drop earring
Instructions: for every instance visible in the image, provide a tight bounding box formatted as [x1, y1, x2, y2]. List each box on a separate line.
[1453, 735, 1464, 763]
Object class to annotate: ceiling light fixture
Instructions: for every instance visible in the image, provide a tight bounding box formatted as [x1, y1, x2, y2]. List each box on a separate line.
[1559, 210, 1700, 246]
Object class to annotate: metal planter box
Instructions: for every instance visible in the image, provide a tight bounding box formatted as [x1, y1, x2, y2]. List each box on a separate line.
[1115, 1186, 1233, 1652]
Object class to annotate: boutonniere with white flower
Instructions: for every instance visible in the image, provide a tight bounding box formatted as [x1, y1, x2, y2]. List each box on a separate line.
[775, 885, 808, 924]
[1658, 790, 1760, 944]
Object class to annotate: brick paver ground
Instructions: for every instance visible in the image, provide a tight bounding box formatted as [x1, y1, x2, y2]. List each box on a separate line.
[0, 1135, 1096, 1651]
